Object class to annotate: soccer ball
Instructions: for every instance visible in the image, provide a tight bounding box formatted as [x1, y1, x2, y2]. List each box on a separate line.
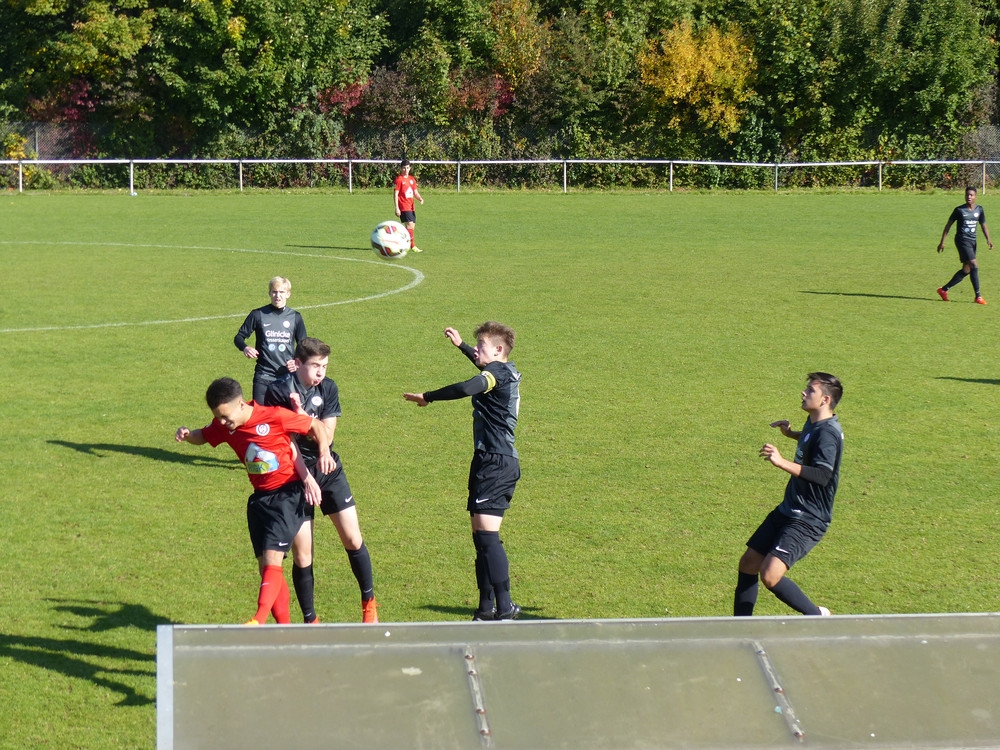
[371, 221, 411, 259]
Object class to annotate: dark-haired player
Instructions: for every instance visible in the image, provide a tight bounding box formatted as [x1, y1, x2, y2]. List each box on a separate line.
[734, 372, 844, 617]
[264, 337, 379, 624]
[175, 377, 330, 624]
[937, 186, 993, 304]
[404, 322, 522, 621]
[393, 159, 424, 253]
[234, 276, 308, 402]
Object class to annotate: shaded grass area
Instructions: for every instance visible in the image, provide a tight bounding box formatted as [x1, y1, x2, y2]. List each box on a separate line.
[2, 188, 999, 747]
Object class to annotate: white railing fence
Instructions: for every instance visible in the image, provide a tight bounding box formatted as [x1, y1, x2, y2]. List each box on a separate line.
[0, 157, 996, 193]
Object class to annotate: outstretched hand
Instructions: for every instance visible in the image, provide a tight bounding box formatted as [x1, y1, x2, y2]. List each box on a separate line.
[769, 420, 793, 438]
[759, 443, 784, 465]
[404, 392, 428, 407]
[444, 327, 463, 347]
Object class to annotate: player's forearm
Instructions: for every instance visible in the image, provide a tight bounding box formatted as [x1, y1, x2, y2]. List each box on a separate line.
[457, 341, 477, 365]
[425, 376, 486, 402]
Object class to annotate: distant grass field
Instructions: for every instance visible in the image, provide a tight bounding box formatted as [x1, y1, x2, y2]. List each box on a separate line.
[3, 187, 1000, 747]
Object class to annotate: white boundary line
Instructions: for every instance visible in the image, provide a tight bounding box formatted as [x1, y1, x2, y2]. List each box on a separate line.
[0, 241, 424, 333]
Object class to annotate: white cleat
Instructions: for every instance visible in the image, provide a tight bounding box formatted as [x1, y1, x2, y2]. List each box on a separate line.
[818, 606, 831, 616]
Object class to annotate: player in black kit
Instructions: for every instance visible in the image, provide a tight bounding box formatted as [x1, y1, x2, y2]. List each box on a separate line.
[404, 322, 522, 621]
[264, 337, 379, 623]
[937, 186, 993, 304]
[734, 372, 844, 617]
[234, 276, 308, 402]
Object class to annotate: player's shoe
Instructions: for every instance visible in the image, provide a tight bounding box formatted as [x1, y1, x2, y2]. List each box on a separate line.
[976, 296, 988, 305]
[410, 246, 422, 253]
[472, 608, 497, 621]
[362, 598, 379, 624]
[244, 618, 262, 626]
[936, 287, 949, 301]
[818, 606, 831, 616]
[306, 615, 320, 624]
[496, 603, 522, 621]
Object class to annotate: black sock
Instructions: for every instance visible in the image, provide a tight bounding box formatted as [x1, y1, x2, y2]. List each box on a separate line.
[945, 269, 969, 290]
[734, 572, 759, 616]
[475, 530, 512, 612]
[971, 267, 981, 296]
[346, 543, 374, 601]
[768, 577, 820, 615]
[292, 564, 317, 623]
[472, 532, 495, 611]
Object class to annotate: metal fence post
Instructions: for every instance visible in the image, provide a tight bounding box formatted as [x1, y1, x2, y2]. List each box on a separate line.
[348, 160, 353, 193]
[239, 160, 244, 191]
[669, 162, 673, 192]
[879, 162, 883, 191]
[983, 161, 987, 193]
[774, 164, 778, 192]
[129, 161, 135, 194]
[457, 160, 461, 193]
[18, 160, 23, 192]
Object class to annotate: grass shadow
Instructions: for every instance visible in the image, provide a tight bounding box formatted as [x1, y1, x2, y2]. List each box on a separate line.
[285, 244, 367, 252]
[0, 600, 175, 707]
[800, 290, 934, 302]
[48, 440, 239, 469]
[936, 377, 1000, 386]
[420, 603, 546, 620]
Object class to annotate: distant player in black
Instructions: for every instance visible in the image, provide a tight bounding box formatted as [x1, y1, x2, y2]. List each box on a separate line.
[264, 337, 379, 624]
[404, 322, 522, 621]
[734, 372, 844, 617]
[234, 276, 307, 402]
[937, 186, 993, 305]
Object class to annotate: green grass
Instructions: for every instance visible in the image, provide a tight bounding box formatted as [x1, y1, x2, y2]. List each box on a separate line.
[3, 187, 1000, 747]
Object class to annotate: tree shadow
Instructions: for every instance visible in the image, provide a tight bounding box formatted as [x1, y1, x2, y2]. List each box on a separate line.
[420, 603, 546, 621]
[47, 440, 239, 470]
[936, 377, 1000, 386]
[0, 600, 175, 707]
[800, 290, 934, 302]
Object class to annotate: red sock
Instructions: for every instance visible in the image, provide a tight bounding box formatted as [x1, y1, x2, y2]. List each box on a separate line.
[253, 565, 285, 623]
[409, 227, 415, 248]
[271, 574, 291, 624]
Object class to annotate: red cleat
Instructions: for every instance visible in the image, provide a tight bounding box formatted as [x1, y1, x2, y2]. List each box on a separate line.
[936, 287, 949, 302]
[362, 598, 379, 624]
[976, 296, 988, 305]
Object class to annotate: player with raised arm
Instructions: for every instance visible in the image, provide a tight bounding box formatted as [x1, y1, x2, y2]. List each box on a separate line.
[264, 338, 379, 624]
[175, 377, 331, 624]
[404, 322, 522, 621]
[734, 372, 844, 617]
[936, 186, 993, 304]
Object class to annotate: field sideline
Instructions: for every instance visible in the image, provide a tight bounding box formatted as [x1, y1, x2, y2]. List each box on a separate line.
[2, 188, 999, 747]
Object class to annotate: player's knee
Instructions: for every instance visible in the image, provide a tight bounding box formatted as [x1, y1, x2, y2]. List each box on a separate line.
[759, 568, 785, 589]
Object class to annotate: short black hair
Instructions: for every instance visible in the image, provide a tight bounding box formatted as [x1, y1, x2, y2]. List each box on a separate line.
[206, 377, 243, 409]
[807, 372, 842, 409]
[400, 158, 411, 167]
[295, 337, 331, 362]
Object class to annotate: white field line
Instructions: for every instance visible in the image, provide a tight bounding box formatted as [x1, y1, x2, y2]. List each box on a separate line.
[0, 241, 424, 333]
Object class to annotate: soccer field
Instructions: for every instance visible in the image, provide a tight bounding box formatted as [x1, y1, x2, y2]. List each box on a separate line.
[2, 188, 1000, 747]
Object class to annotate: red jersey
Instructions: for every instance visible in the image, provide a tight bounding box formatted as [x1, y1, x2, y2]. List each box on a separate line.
[394, 174, 418, 212]
[201, 403, 314, 492]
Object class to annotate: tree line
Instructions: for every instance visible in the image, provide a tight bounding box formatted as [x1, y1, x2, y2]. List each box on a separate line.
[0, 0, 995, 177]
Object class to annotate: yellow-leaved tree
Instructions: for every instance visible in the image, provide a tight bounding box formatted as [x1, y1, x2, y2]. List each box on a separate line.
[639, 20, 755, 138]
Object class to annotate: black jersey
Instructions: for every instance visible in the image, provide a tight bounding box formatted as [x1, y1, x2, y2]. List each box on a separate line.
[263, 374, 340, 464]
[950, 204, 986, 247]
[777, 415, 843, 529]
[234, 305, 307, 381]
[471, 360, 521, 458]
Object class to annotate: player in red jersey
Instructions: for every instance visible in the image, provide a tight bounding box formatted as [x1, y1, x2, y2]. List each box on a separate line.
[175, 377, 332, 624]
[394, 159, 424, 252]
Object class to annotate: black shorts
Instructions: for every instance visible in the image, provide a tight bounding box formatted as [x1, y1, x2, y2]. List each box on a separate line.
[957, 241, 976, 263]
[467, 452, 520, 516]
[305, 453, 355, 517]
[399, 211, 416, 224]
[745, 507, 826, 569]
[246, 481, 308, 558]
